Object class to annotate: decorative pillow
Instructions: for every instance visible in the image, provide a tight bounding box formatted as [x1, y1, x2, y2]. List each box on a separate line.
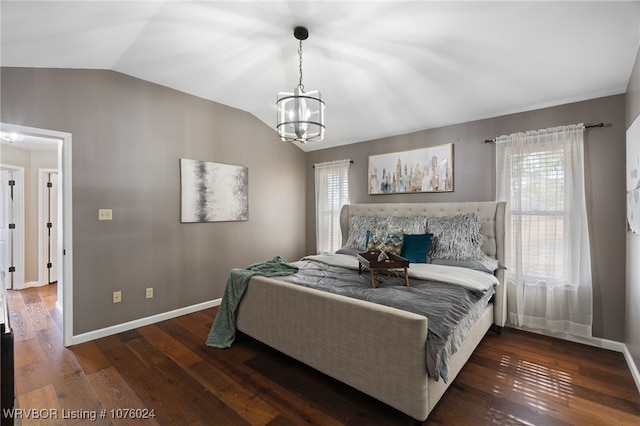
[387, 216, 427, 234]
[344, 216, 388, 251]
[401, 233, 433, 263]
[427, 213, 485, 260]
[430, 257, 505, 273]
[366, 230, 404, 255]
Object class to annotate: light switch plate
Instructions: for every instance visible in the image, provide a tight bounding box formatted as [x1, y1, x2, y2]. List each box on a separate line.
[99, 209, 113, 221]
[113, 291, 121, 303]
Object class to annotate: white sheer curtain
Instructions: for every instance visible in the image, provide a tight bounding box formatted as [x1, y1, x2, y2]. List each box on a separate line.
[496, 124, 593, 338]
[315, 159, 351, 254]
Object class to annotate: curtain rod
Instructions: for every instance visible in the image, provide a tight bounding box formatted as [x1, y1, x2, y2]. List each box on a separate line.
[483, 123, 604, 144]
[312, 160, 353, 168]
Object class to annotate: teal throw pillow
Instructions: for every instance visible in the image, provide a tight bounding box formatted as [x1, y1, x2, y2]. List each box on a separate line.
[401, 233, 433, 263]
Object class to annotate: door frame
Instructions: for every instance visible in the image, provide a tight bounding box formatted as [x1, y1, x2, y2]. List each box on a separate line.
[0, 123, 73, 347]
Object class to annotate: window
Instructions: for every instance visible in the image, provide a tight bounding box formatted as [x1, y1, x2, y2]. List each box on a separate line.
[509, 148, 570, 285]
[496, 125, 593, 337]
[314, 160, 350, 254]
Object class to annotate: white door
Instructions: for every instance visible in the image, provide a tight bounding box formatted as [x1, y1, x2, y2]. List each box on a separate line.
[47, 172, 59, 283]
[0, 166, 25, 290]
[39, 169, 60, 285]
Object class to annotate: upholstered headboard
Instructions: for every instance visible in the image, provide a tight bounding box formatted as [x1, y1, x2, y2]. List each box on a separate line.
[339, 201, 507, 327]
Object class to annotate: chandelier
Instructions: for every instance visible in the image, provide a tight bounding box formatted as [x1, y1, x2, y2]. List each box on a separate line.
[276, 26, 325, 143]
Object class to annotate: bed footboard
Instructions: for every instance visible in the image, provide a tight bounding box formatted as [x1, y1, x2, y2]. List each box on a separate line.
[236, 275, 431, 421]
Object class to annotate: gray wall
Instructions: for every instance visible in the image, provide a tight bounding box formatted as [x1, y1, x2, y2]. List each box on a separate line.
[307, 94, 627, 342]
[625, 46, 640, 374]
[0, 68, 307, 335]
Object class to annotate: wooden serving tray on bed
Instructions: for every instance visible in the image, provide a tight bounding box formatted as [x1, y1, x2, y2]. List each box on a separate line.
[357, 250, 410, 288]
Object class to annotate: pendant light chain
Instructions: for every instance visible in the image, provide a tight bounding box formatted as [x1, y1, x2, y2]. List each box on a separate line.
[298, 39, 304, 91]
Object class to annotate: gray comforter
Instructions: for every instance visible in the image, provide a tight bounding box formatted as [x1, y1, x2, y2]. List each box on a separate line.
[274, 258, 495, 382]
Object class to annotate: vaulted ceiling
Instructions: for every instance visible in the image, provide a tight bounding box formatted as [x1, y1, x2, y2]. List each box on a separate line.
[1, 1, 639, 152]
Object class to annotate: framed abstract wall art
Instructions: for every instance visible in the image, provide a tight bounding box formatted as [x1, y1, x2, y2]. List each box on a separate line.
[368, 143, 454, 194]
[180, 158, 248, 223]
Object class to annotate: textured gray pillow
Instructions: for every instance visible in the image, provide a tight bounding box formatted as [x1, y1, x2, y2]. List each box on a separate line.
[387, 216, 427, 234]
[427, 213, 485, 260]
[344, 216, 388, 251]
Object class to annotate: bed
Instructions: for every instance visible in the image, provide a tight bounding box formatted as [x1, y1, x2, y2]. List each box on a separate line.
[233, 201, 507, 423]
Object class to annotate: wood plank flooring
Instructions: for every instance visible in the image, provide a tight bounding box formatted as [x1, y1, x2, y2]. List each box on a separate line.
[5, 284, 640, 425]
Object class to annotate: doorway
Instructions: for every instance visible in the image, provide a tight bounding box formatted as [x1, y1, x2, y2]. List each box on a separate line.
[0, 123, 73, 346]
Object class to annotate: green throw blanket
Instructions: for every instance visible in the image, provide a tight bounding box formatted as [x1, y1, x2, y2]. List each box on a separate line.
[206, 256, 298, 348]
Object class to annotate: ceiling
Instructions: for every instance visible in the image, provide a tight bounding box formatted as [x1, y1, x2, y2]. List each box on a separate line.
[1, 1, 639, 152]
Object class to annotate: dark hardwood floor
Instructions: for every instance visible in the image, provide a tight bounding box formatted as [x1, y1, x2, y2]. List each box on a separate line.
[5, 284, 640, 425]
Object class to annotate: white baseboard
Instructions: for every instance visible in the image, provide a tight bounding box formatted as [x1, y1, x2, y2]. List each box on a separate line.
[69, 298, 222, 346]
[509, 326, 640, 392]
[622, 345, 640, 393]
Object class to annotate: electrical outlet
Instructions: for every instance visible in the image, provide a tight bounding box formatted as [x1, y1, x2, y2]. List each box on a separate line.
[113, 291, 121, 303]
[98, 209, 113, 221]
[145, 287, 153, 299]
